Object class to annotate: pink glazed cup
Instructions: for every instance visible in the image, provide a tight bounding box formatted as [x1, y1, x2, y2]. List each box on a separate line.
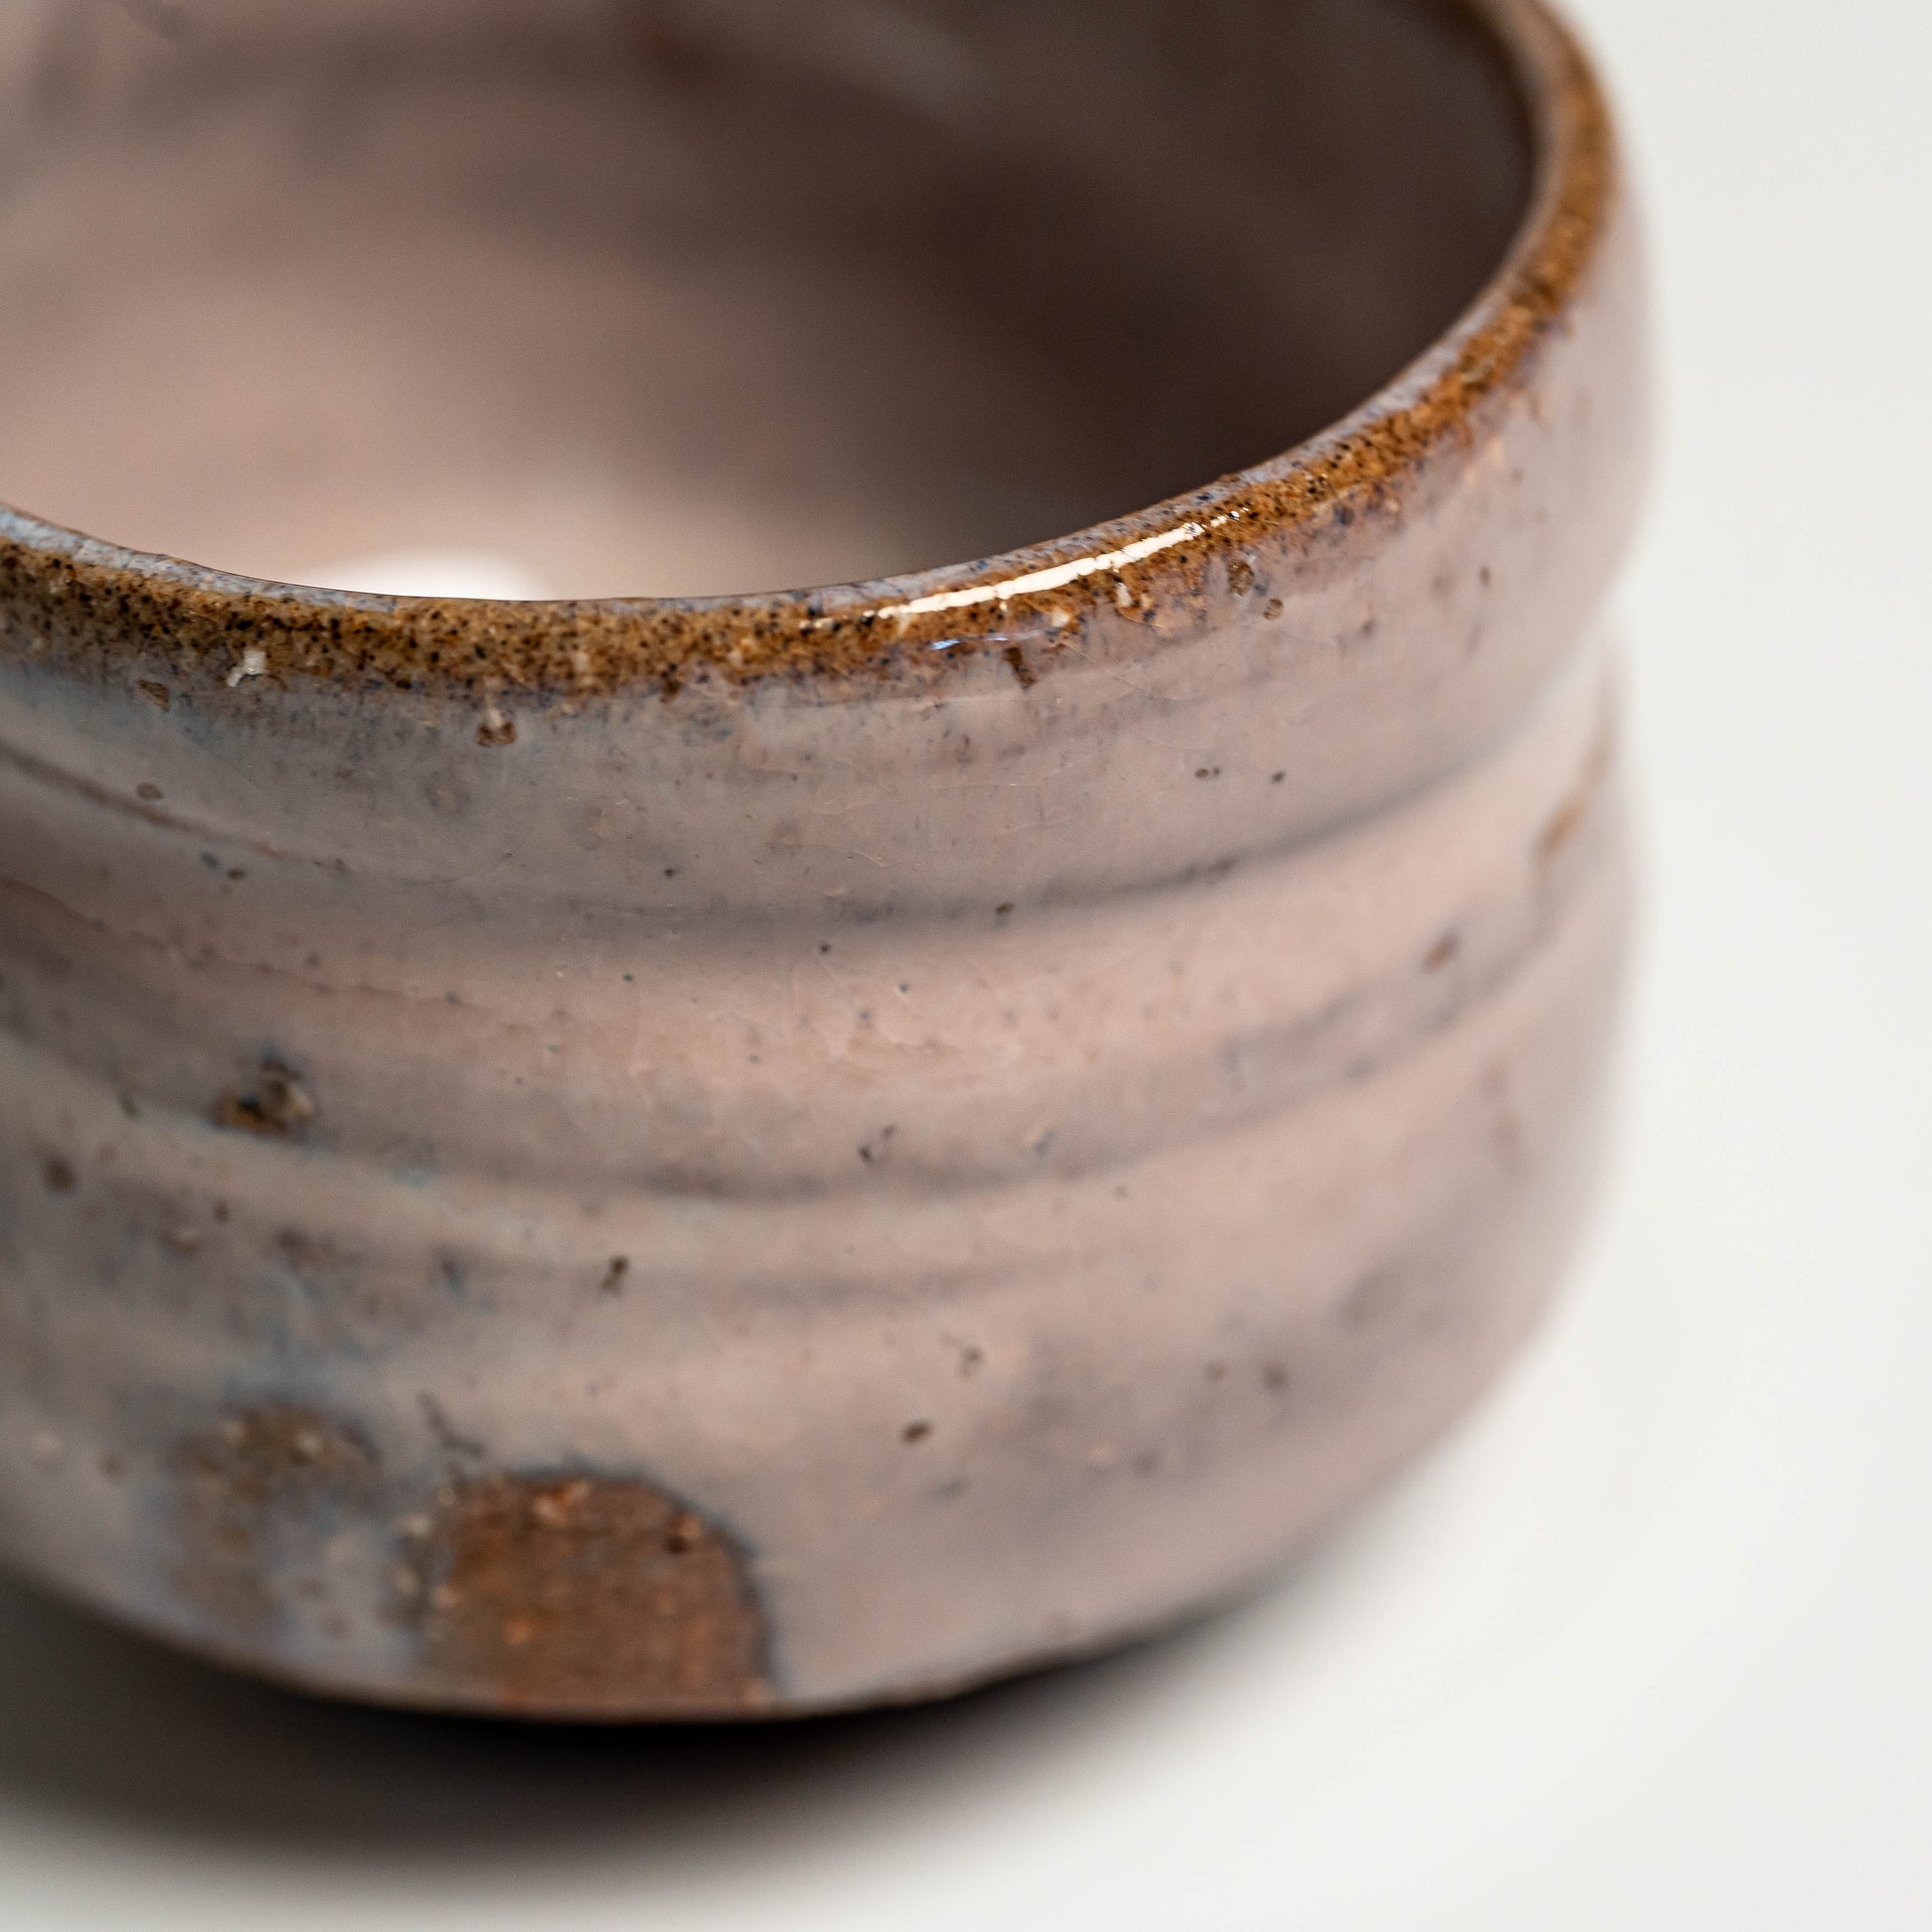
[0, 0, 1645, 1717]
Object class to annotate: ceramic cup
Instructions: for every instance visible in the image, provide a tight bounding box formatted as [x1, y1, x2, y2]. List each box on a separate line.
[0, 0, 1646, 1717]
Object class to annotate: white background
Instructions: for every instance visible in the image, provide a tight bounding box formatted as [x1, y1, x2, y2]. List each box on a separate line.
[2, 0, 1929, 1924]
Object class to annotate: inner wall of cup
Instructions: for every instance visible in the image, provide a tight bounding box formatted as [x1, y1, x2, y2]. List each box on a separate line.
[0, 0, 1532, 599]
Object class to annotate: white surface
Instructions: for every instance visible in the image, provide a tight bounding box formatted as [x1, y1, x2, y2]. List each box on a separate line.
[296, 550, 557, 600]
[3, 0, 1929, 1923]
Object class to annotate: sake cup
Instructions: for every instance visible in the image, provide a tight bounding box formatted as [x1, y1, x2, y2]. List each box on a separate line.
[0, 0, 1645, 1717]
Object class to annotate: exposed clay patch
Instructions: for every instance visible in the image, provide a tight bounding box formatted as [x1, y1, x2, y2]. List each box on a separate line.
[212, 1059, 316, 1139]
[171, 1407, 379, 1635]
[401, 1472, 769, 1717]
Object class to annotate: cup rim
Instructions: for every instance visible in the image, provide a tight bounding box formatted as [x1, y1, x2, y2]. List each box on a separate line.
[0, 0, 1614, 701]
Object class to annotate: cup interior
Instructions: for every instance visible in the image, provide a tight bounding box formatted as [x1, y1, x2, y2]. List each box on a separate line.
[0, 0, 1532, 598]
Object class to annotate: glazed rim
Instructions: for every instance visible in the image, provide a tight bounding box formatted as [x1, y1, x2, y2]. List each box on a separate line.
[0, 0, 1613, 701]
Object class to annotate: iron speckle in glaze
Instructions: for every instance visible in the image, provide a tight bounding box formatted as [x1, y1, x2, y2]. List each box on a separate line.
[212, 1060, 317, 1140]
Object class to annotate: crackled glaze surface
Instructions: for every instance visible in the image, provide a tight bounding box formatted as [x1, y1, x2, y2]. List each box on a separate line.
[0, 0, 1645, 1716]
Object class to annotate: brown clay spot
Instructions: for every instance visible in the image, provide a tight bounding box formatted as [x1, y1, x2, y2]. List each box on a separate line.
[1003, 644, 1037, 690]
[1424, 930, 1461, 972]
[172, 1407, 379, 1634]
[1536, 717, 1616, 871]
[213, 1059, 316, 1139]
[477, 708, 517, 748]
[42, 1155, 76, 1193]
[136, 679, 171, 711]
[402, 1473, 769, 1716]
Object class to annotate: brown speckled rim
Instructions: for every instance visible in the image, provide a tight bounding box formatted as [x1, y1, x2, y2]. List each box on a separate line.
[0, 0, 1613, 701]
